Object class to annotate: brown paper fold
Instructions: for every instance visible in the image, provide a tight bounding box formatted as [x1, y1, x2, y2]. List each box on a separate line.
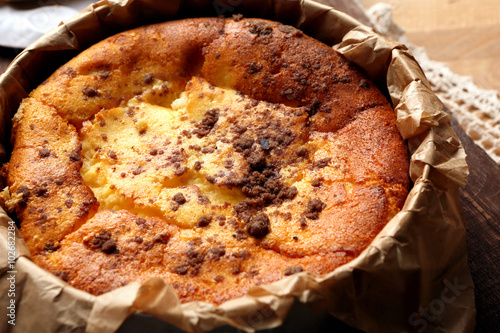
[0, 0, 475, 332]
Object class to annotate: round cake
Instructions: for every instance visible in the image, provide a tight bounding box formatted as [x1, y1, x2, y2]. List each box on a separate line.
[2, 16, 409, 304]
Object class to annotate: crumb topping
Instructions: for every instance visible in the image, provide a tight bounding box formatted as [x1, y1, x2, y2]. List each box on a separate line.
[84, 230, 118, 254]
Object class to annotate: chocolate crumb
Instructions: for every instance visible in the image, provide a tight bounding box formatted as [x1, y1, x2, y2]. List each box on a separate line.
[246, 212, 270, 238]
[34, 184, 48, 197]
[38, 148, 51, 158]
[248, 21, 273, 36]
[305, 97, 321, 116]
[16, 185, 31, 206]
[201, 146, 215, 154]
[135, 217, 148, 228]
[232, 250, 251, 260]
[278, 185, 298, 201]
[284, 266, 303, 276]
[173, 264, 189, 275]
[84, 230, 117, 254]
[247, 62, 263, 75]
[205, 175, 216, 184]
[215, 215, 226, 226]
[129, 236, 143, 243]
[143, 241, 154, 251]
[108, 150, 118, 160]
[224, 159, 234, 169]
[296, 147, 309, 158]
[311, 179, 322, 187]
[277, 25, 295, 34]
[193, 108, 219, 138]
[83, 86, 99, 97]
[153, 233, 170, 244]
[314, 158, 331, 169]
[187, 237, 202, 247]
[247, 151, 266, 170]
[77, 199, 95, 218]
[35, 213, 49, 226]
[61, 67, 77, 78]
[132, 165, 144, 175]
[181, 129, 192, 138]
[69, 149, 81, 162]
[174, 166, 188, 176]
[299, 216, 307, 228]
[209, 246, 226, 260]
[232, 265, 241, 275]
[280, 88, 297, 100]
[173, 193, 186, 205]
[185, 248, 206, 275]
[44, 242, 60, 252]
[197, 215, 212, 227]
[143, 73, 154, 84]
[234, 227, 248, 240]
[197, 194, 210, 204]
[233, 137, 254, 152]
[54, 270, 70, 282]
[231, 124, 247, 134]
[193, 161, 203, 171]
[304, 199, 326, 220]
[246, 267, 259, 279]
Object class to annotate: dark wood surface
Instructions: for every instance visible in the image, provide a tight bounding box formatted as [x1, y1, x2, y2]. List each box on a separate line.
[451, 112, 500, 333]
[0, 1, 498, 332]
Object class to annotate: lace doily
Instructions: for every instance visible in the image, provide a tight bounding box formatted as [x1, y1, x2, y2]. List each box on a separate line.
[365, 3, 500, 165]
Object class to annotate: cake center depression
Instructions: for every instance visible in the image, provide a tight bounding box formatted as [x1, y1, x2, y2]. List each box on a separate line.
[80, 77, 307, 232]
[3, 17, 410, 304]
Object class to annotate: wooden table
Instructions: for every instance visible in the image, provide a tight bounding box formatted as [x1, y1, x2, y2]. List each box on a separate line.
[1, 1, 498, 332]
[359, 0, 500, 94]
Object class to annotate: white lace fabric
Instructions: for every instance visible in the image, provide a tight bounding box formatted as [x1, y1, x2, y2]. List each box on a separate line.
[365, 3, 500, 165]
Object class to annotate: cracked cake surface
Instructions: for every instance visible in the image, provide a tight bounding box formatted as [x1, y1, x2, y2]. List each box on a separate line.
[3, 17, 409, 304]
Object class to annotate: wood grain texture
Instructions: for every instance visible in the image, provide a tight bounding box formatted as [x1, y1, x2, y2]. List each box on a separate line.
[359, 0, 500, 93]
[450, 110, 500, 333]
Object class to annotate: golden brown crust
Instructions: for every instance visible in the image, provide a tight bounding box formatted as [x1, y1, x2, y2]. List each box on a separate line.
[6, 98, 98, 254]
[6, 17, 409, 304]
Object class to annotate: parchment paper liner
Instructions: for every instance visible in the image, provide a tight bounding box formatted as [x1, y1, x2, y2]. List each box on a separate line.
[0, 0, 475, 332]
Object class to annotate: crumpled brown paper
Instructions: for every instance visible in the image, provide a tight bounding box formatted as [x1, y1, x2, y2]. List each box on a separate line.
[0, 0, 475, 332]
